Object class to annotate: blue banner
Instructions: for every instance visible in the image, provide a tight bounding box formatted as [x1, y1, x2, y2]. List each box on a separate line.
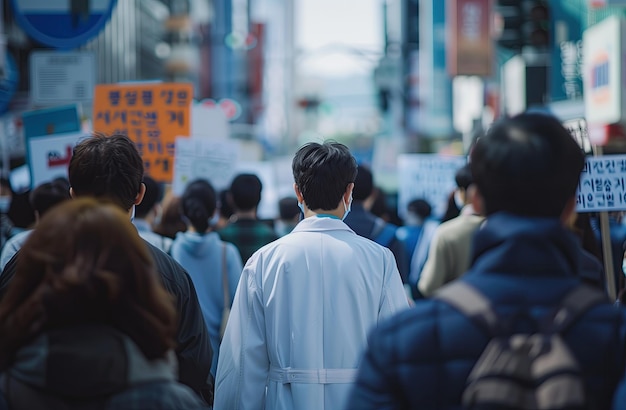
[549, 0, 585, 102]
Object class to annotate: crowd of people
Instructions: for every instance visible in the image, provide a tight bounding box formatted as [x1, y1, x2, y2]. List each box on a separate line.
[0, 112, 625, 409]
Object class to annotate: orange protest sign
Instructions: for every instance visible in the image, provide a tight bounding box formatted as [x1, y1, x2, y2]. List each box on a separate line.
[92, 82, 192, 182]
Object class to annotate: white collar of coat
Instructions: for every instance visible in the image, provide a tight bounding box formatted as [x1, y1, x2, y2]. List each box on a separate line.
[291, 215, 356, 234]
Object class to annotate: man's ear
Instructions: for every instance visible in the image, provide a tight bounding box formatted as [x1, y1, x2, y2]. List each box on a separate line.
[69, 187, 75, 199]
[344, 182, 354, 204]
[134, 183, 146, 206]
[293, 183, 304, 203]
[560, 196, 577, 226]
[471, 186, 484, 215]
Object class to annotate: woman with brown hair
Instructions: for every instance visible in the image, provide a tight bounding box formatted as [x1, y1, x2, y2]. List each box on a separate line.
[153, 194, 188, 240]
[0, 198, 206, 409]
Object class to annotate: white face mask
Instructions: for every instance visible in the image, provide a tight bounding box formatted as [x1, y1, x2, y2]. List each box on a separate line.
[130, 205, 136, 222]
[342, 195, 352, 221]
[298, 201, 305, 215]
[454, 190, 465, 209]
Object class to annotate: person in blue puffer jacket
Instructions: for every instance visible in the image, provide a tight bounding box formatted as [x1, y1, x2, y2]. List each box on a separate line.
[347, 112, 626, 410]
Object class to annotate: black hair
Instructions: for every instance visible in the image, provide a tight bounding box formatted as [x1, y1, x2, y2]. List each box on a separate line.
[352, 165, 374, 201]
[218, 189, 234, 219]
[29, 179, 71, 217]
[278, 197, 300, 220]
[408, 198, 432, 219]
[135, 176, 163, 219]
[455, 163, 473, 190]
[470, 112, 585, 217]
[68, 134, 143, 211]
[292, 141, 357, 210]
[181, 179, 217, 233]
[229, 174, 262, 212]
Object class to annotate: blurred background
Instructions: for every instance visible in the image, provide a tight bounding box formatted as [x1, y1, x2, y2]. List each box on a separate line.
[0, 0, 623, 194]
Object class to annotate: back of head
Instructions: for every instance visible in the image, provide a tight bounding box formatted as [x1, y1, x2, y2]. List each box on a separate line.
[68, 133, 144, 211]
[135, 176, 162, 219]
[218, 189, 234, 219]
[455, 163, 473, 190]
[153, 195, 187, 239]
[29, 179, 71, 217]
[182, 179, 217, 232]
[0, 198, 176, 364]
[278, 197, 300, 220]
[230, 174, 262, 212]
[408, 198, 432, 220]
[470, 112, 584, 217]
[292, 141, 357, 210]
[352, 165, 374, 201]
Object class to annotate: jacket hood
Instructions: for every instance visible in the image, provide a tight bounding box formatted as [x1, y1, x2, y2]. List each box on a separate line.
[9, 325, 177, 399]
[175, 231, 221, 257]
[470, 212, 581, 278]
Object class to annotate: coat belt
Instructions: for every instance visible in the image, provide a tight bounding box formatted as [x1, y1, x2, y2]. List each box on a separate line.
[268, 366, 358, 384]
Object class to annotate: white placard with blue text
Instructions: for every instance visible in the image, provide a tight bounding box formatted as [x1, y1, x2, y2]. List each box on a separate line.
[397, 154, 468, 219]
[576, 155, 626, 212]
[172, 137, 240, 196]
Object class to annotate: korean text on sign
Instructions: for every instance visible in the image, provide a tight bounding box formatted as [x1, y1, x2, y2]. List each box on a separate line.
[577, 155, 626, 212]
[397, 154, 468, 219]
[92, 83, 193, 182]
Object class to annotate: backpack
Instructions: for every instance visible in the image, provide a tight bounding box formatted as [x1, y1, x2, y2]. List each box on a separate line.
[435, 281, 608, 410]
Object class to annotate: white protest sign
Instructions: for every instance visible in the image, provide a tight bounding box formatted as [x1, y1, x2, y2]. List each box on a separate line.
[272, 156, 296, 198]
[576, 154, 626, 212]
[28, 132, 87, 188]
[30, 51, 96, 106]
[172, 137, 240, 196]
[583, 15, 626, 129]
[191, 104, 229, 139]
[397, 154, 467, 219]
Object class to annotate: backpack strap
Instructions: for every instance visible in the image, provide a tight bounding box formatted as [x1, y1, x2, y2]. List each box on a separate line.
[551, 285, 609, 333]
[435, 282, 609, 336]
[435, 281, 499, 336]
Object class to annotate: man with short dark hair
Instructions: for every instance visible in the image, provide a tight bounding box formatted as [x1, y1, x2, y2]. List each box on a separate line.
[0, 178, 71, 270]
[215, 141, 408, 410]
[218, 173, 277, 263]
[274, 196, 300, 237]
[0, 134, 214, 405]
[416, 163, 484, 297]
[133, 175, 173, 254]
[347, 113, 626, 409]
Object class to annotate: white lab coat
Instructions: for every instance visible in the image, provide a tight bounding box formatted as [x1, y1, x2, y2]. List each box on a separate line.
[214, 216, 409, 410]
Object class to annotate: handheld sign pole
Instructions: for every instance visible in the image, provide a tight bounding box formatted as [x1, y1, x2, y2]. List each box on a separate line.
[593, 145, 617, 301]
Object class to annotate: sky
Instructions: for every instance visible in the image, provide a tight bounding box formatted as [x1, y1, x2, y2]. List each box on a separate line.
[295, 0, 384, 76]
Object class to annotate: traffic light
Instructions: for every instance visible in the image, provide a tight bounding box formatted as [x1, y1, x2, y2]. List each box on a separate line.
[521, 0, 549, 48]
[494, 0, 523, 50]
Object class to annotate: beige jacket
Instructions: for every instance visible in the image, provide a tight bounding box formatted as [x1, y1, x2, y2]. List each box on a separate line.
[417, 212, 484, 297]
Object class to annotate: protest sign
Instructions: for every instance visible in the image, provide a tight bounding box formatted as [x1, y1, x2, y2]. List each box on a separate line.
[93, 82, 192, 182]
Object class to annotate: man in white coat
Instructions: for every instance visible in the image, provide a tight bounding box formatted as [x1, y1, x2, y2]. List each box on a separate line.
[214, 141, 409, 410]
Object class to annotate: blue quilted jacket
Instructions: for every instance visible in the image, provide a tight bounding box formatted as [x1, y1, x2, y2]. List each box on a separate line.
[348, 212, 626, 410]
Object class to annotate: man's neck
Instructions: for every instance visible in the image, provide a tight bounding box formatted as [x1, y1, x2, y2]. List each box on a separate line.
[304, 206, 344, 220]
[233, 209, 256, 220]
